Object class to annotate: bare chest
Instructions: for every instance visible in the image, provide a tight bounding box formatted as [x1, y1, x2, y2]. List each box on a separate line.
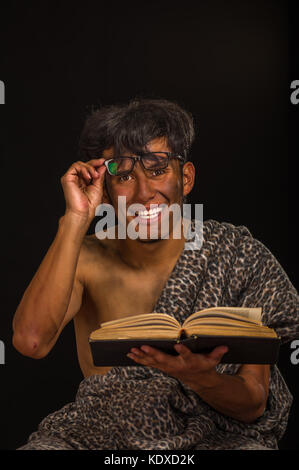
[74, 238, 181, 377]
[85, 267, 170, 324]
[74, 267, 171, 378]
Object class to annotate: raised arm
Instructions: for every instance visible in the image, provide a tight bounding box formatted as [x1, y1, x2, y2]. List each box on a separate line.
[12, 158, 107, 359]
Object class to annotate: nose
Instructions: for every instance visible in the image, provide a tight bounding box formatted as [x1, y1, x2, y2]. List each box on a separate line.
[133, 164, 157, 204]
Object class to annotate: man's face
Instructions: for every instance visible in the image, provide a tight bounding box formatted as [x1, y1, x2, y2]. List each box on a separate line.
[102, 137, 194, 242]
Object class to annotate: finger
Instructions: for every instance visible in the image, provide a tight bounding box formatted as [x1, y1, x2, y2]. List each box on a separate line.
[86, 158, 107, 173]
[140, 346, 179, 368]
[206, 346, 228, 363]
[127, 348, 152, 365]
[140, 345, 168, 362]
[82, 166, 94, 183]
[85, 163, 102, 179]
[127, 352, 143, 363]
[86, 158, 106, 165]
[173, 343, 192, 358]
[68, 162, 94, 184]
[88, 164, 106, 186]
[130, 347, 147, 358]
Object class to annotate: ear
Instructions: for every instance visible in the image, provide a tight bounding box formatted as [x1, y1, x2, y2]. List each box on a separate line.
[182, 162, 195, 197]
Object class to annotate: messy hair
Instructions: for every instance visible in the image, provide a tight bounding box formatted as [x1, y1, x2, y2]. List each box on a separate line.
[78, 98, 195, 162]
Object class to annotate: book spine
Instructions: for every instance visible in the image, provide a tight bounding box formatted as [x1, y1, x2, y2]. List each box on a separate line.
[178, 328, 187, 340]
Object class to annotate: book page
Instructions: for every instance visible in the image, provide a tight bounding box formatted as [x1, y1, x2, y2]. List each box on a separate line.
[186, 317, 262, 328]
[89, 325, 179, 341]
[184, 322, 277, 338]
[99, 313, 181, 329]
[183, 307, 262, 327]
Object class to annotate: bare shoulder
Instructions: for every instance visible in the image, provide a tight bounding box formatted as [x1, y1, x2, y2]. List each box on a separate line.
[81, 233, 117, 259]
[77, 234, 118, 285]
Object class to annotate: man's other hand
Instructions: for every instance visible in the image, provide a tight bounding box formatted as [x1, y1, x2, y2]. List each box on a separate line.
[127, 344, 228, 392]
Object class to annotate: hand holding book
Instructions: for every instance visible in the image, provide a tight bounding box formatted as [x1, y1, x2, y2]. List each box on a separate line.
[89, 307, 280, 365]
[127, 342, 229, 390]
[125, 338, 270, 423]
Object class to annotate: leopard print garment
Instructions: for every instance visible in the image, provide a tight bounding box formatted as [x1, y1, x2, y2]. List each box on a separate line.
[18, 220, 299, 450]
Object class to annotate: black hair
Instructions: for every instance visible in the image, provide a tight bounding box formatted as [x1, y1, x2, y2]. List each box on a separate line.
[78, 98, 195, 163]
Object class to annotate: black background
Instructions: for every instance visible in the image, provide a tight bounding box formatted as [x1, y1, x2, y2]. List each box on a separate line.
[0, 0, 298, 450]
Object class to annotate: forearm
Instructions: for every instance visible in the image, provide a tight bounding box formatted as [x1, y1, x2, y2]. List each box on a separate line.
[190, 369, 267, 423]
[13, 213, 89, 350]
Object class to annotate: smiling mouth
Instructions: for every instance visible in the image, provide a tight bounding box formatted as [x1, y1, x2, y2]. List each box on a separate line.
[136, 207, 163, 220]
[133, 207, 164, 226]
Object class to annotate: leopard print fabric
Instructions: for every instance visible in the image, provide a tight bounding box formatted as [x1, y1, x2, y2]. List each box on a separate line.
[18, 220, 299, 450]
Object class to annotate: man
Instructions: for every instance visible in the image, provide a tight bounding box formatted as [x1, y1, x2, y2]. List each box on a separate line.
[13, 99, 298, 450]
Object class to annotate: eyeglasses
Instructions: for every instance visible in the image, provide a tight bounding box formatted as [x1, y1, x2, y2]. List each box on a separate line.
[104, 152, 184, 176]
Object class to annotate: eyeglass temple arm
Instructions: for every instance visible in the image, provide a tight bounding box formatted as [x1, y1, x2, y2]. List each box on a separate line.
[170, 154, 184, 162]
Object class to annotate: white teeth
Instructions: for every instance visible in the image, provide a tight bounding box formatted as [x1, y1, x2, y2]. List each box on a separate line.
[138, 207, 163, 217]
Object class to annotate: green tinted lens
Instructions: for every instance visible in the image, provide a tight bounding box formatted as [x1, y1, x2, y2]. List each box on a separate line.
[108, 161, 118, 175]
[107, 158, 133, 175]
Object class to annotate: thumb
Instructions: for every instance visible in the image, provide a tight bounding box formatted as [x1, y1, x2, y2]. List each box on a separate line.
[87, 165, 107, 197]
[92, 165, 106, 188]
[86, 166, 107, 209]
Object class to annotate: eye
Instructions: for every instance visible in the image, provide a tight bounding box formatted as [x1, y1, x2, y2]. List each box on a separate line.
[151, 169, 166, 177]
[118, 174, 133, 183]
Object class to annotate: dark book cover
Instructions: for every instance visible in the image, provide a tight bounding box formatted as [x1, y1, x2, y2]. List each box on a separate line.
[89, 335, 280, 366]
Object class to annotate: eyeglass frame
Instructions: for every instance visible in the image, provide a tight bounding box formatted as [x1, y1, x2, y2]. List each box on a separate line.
[103, 152, 185, 176]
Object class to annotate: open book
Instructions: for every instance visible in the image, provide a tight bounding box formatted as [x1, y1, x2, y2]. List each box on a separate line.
[89, 307, 280, 366]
